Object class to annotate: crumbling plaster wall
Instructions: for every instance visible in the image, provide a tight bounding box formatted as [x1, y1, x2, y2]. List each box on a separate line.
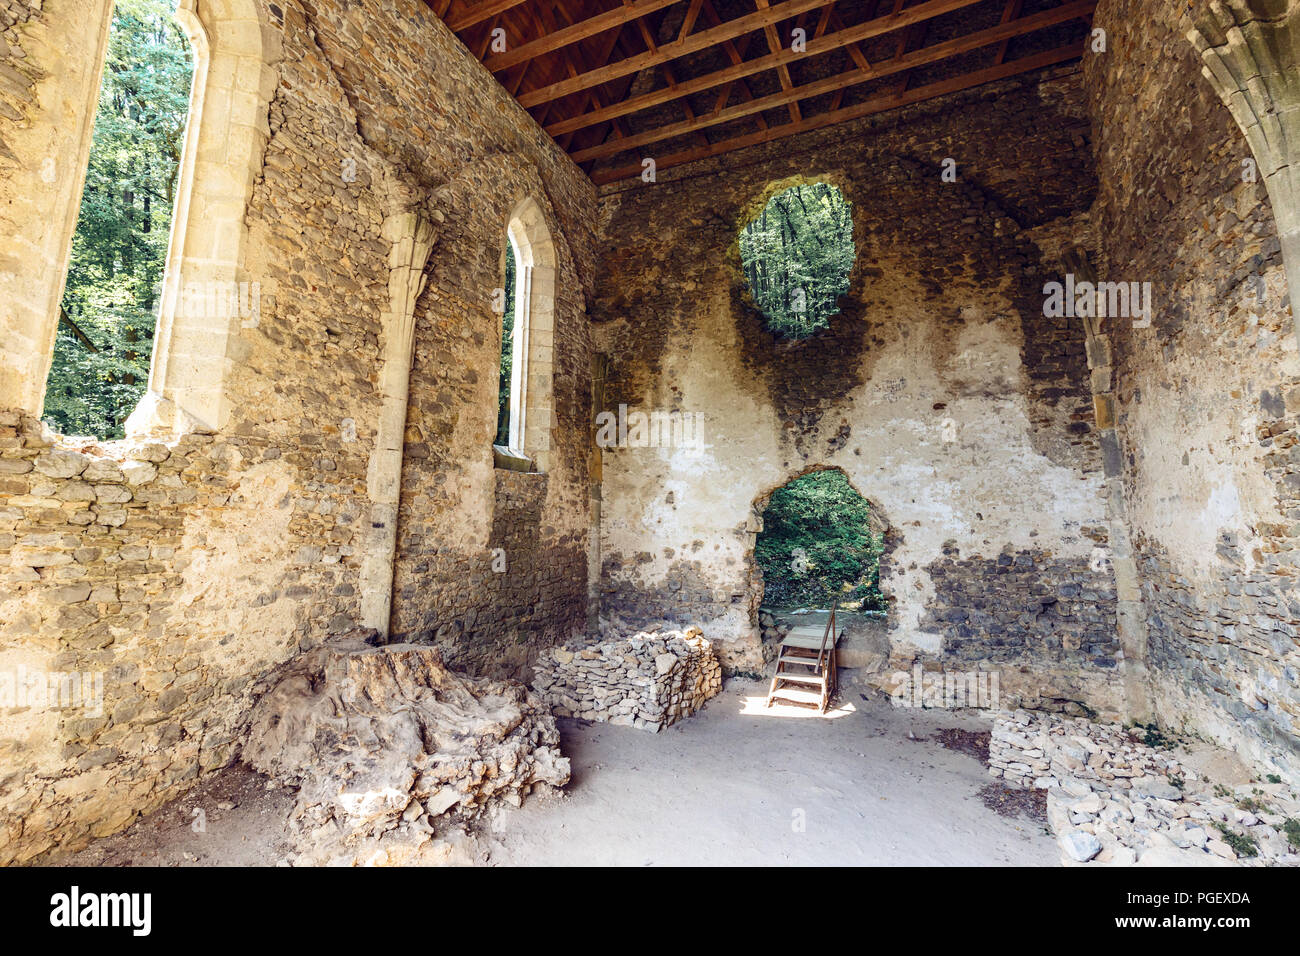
[0, 0, 596, 862]
[592, 67, 1122, 711]
[1085, 0, 1300, 781]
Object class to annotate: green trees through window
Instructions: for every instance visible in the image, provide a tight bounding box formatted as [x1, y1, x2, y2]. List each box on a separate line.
[738, 181, 854, 338]
[495, 240, 517, 448]
[43, 0, 193, 439]
[755, 469, 885, 611]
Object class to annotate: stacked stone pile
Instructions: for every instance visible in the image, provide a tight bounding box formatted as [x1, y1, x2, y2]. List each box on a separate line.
[532, 625, 721, 732]
[990, 708, 1193, 788]
[243, 634, 569, 867]
[991, 709, 1300, 867]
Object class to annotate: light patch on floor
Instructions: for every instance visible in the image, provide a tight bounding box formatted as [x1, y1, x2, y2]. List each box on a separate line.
[481, 678, 1056, 866]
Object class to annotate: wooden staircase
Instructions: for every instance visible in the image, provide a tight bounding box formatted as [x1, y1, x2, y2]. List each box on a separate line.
[765, 601, 840, 714]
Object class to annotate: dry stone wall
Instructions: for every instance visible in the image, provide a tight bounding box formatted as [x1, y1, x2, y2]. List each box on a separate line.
[0, 0, 596, 863]
[1084, 0, 1300, 782]
[531, 624, 722, 731]
[591, 66, 1120, 708]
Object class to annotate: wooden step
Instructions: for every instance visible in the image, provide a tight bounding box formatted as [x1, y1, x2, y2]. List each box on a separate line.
[768, 686, 825, 706]
[778, 655, 821, 667]
[773, 670, 825, 685]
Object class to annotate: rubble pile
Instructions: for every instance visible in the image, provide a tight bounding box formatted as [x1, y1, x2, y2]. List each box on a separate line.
[244, 635, 569, 866]
[991, 710, 1300, 867]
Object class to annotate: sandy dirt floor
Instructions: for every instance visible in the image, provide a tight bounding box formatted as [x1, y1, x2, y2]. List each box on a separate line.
[43, 676, 1058, 867]
[480, 677, 1056, 866]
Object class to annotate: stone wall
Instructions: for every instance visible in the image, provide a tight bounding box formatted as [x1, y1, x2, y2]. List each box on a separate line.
[531, 625, 722, 732]
[1084, 0, 1300, 781]
[0, 0, 596, 862]
[421, 469, 590, 678]
[924, 546, 1117, 666]
[590, 65, 1121, 707]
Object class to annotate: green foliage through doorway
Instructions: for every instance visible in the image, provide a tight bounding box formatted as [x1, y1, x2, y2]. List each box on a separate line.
[755, 469, 885, 611]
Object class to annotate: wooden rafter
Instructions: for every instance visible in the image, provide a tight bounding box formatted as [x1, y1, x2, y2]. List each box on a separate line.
[447, 0, 533, 31]
[515, 0, 846, 108]
[539, 5, 630, 151]
[993, 0, 1026, 64]
[541, 0, 989, 136]
[632, 16, 713, 149]
[824, 2, 877, 112]
[482, 0, 682, 72]
[676, 0, 703, 41]
[590, 42, 1085, 184]
[432, 0, 1096, 185]
[699, 0, 767, 131]
[572, 0, 1096, 164]
[754, 0, 802, 123]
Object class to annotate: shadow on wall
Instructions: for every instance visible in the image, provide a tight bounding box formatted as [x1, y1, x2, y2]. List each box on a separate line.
[727, 174, 874, 446]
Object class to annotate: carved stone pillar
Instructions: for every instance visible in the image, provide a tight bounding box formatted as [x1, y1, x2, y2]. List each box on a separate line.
[359, 208, 436, 638]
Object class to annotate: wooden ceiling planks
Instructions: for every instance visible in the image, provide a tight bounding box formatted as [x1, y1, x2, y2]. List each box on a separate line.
[431, 0, 1096, 184]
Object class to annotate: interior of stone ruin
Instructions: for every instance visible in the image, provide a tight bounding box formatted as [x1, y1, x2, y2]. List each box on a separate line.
[2, 0, 1300, 871]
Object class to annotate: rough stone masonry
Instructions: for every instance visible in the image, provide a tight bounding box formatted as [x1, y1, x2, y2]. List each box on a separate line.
[2, 0, 1300, 866]
[0, 0, 598, 865]
[531, 624, 722, 732]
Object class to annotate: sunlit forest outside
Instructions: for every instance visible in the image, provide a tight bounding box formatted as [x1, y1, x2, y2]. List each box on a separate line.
[738, 181, 854, 338]
[43, 0, 192, 439]
[755, 469, 885, 611]
[495, 241, 517, 447]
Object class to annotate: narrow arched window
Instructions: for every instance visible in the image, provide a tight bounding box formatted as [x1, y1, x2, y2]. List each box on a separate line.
[42, 0, 195, 439]
[494, 197, 556, 472]
[495, 234, 519, 449]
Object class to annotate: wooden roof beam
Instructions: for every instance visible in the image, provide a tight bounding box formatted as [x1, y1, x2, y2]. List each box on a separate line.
[537, 7, 631, 153]
[993, 0, 1025, 64]
[823, 1, 878, 112]
[676, 0, 704, 41]
[591, 41, 1086, 184]
[445, 0, 533, 32]
[633, 15, 714, 149]
[699, 1, 767, 129]
[754, 0, 802, 123]
[519, 0, 857, 107]
[571, 0, 1096, 162]
[539, 0, 988, 131]
[482, 0, 683, 73]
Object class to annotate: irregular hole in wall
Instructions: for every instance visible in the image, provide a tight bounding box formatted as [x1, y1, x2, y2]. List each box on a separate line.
[737, 180, 854, 339]
[754, 467, 886, 612]
[728, 173, 873, 449]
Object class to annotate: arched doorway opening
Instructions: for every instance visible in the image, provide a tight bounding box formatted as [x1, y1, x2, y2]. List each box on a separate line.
[750, 467, 892, 658]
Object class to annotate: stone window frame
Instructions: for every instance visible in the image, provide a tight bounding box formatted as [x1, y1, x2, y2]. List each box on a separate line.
[0, 1, 114, 417]
[126, 0, 278, 438]
[21, 0, 277, 438]
[496, 196, 556, 473]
